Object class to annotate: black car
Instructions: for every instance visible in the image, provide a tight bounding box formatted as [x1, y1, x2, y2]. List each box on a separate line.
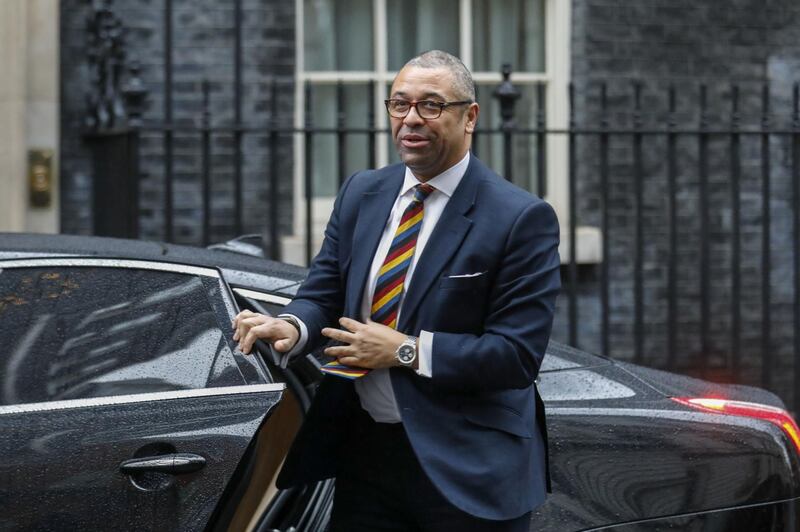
[1, 233, 798, 532]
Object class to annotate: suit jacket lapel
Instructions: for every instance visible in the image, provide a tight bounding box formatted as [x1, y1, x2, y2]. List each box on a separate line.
[345, 168, 405, 316]
[398, 156, 480, 332]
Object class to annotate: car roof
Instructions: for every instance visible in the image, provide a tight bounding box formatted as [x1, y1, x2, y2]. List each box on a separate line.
[0, 232, 307, 296]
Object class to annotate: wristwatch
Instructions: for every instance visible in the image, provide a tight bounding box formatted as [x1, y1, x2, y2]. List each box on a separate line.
[395, 336, 418, 368]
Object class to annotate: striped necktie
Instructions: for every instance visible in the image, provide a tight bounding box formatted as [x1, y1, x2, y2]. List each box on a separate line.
[321, 183, 436, 379]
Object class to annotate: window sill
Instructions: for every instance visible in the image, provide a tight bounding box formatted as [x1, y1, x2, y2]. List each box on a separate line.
[559, 225, 602, 265]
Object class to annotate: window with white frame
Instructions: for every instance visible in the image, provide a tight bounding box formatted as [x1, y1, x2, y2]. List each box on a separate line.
[288, 0, 580, 264]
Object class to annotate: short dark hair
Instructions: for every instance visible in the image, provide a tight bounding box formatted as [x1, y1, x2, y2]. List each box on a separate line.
[405, 50, 476, 102]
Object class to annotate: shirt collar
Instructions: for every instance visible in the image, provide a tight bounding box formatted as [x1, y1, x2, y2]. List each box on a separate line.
[400, 151, 470, 199]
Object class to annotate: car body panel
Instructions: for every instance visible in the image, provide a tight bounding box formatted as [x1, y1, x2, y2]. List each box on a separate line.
[532, 357, 800, 531]
[616, 360, 786, 409]
[586, 496, 800, 531]
[0, 386, 283, 531]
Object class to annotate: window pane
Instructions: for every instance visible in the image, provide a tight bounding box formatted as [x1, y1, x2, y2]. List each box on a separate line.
[0, 267, 239, 405]
[387, 0, 460, 71]
[304, 0, 373, 71]
[473, 83, 545, 195]
[472, 0, 545, 73]
[309, 83, 372, 196]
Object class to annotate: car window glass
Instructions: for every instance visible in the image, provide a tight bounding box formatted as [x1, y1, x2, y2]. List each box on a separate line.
[0, 266, 241, 405]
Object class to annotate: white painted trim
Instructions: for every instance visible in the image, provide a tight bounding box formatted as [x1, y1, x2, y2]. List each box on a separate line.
[472, 72, 549, 83]
[0, 258, 220, 278]
[299, 71, 392, 82]
[0, 383, 285, 416]
[299, 71, 549, 84]
[376, 83, 389, 169]
[560, 225, 602, 264]
[374, 0, 390, 169]
[295, 0, 304, 77]
[281, 196, 336, 265]
[460, 0, 472, 70]
[293, 0, 306, 256]
[545, 0, 572, 229]
[233, 288, 292, 305]
[374, 0, 387, 75]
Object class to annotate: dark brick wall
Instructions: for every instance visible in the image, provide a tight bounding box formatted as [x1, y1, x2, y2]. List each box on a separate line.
[59, 0, 296, 247]
[559, 0, 800, 409]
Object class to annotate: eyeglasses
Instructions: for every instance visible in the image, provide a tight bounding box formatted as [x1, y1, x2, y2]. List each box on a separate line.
[384, 99, 473, 120]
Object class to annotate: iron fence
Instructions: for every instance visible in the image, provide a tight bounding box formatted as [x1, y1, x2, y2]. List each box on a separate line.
[564, 80, 800, 416]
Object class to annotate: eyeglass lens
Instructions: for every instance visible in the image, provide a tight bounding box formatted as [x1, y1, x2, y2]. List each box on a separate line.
[387, 100, 443, 119]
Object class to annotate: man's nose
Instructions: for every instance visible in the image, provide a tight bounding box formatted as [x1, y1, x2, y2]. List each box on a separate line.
[403, 105, 426, 126]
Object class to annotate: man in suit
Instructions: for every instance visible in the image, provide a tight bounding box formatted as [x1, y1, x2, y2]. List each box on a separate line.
[233, 50, 560, 531]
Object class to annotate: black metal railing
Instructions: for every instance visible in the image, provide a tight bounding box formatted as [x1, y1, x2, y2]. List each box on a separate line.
[561, 80, 800, 415]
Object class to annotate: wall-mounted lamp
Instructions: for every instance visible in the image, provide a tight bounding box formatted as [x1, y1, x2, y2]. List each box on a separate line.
[28, 149, 53, 208]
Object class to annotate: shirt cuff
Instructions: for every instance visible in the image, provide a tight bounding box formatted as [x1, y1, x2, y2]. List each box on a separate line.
[415, 330, 434, 378]
[274, 314, 308, 368]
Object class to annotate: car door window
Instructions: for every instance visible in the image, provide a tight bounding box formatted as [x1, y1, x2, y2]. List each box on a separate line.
[0, 266, 249, 405]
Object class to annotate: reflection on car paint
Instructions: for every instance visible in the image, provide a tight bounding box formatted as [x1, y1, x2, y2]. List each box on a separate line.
[539, 369, 637, 401]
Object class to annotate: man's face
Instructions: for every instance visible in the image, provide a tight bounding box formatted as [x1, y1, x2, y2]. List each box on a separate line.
[389, 66, 479, 180]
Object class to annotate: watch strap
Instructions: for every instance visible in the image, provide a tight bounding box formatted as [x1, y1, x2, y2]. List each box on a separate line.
[278, 315, 302, 337]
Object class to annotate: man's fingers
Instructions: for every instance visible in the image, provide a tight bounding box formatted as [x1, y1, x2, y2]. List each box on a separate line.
[241, 316, 268, 328]
[240, 328, 265, 355]
[335, 356, 366, 368]
[234, 315, 269, 342]
[232, 309, 256, 329]
[240, 322, 276, 354]
[240, 321, 298, 355]
[233, 312, 263, 338]
[324, 345, 356, 358]
[338, 317, 365, 332]
[273, 338, 294, 352]
[321, 327, 356, 344]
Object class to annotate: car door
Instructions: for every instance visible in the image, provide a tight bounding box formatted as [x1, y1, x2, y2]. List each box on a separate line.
[0, 258, 283, 532]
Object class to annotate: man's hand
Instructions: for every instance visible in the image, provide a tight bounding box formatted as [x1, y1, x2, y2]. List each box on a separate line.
[232, 310, 299, 355]
[321, 317, 406, 369]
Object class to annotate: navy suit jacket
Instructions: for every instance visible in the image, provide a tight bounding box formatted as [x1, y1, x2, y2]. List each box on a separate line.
[276, 154, 561, 520]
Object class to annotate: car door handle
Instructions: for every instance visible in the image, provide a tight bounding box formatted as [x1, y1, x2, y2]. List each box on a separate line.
[120, 453, 206, 475]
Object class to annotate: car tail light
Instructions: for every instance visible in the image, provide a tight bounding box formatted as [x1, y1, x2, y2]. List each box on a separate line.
[671, 397, 800, 455]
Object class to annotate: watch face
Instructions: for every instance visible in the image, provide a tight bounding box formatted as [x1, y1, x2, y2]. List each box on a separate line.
[398, 344, 415, 363]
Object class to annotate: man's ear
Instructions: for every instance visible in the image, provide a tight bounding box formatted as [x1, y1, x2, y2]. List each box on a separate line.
[465, 103, 480, 134]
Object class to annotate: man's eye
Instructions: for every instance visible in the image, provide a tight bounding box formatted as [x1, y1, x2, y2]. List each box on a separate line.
[392, 101, 411, 111]
[419, 101, 442, 111]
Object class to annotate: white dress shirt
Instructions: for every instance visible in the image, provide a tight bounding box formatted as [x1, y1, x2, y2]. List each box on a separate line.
[280, 151, 470, 423]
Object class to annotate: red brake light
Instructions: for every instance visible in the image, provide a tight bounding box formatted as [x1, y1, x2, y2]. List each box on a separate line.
[672, 397, 800, 455]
